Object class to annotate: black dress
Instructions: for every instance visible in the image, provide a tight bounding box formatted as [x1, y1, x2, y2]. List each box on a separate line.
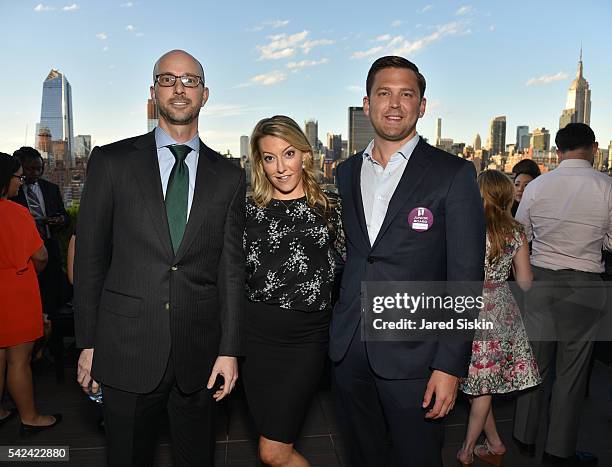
[242, 195, 344, 443]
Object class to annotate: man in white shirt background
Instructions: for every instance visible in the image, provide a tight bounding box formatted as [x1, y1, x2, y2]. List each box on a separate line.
[513, 123, 611, 466]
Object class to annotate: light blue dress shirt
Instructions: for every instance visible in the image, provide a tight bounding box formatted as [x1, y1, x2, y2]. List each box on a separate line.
[154, 126, 200, 219]
[360, 134, 420, 245]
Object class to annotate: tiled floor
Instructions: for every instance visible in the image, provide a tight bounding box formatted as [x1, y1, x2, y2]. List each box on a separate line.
[1, 356, 611, 466]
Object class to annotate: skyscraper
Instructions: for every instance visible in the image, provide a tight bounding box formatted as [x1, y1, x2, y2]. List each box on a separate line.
[516, 125, 529, 151]
[304, 120, 318, 151]
[240, 135, 250, 159]
[474, 134, 482, 151]
[38, 69, 74, 164]
[36, 127, 53, 156]
[435, 117, 442, 146]
[326, 133, 342, 161]
[74, 135, 92, 158]
[488, 116, 506, 156]
[147, 98, 159, 132]
[559, 48, 591, 129]
[348, 107, 376, 155]
[530, 128, 550, 151]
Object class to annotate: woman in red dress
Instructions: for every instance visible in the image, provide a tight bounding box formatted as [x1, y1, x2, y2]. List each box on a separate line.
[0, 152, 62, 436]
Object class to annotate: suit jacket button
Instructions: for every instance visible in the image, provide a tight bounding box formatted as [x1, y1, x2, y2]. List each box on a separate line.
[171, 265, 178, 271]
[367, 256, 376, 263]
[165, 302, 170, 311]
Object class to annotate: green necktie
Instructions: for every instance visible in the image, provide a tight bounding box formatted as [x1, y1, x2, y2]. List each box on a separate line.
[165, 144, 191, 253]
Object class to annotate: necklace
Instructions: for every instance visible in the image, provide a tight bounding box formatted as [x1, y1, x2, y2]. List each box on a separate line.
[277, 198, 294, 214]
[273, 196, 304, 214]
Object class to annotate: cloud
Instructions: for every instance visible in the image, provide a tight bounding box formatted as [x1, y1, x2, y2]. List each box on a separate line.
[351, 46, 384, 59]
[121, 1, 134, 6]
[391, 20, 402, 28]
[240, 70, 287, 87]
[102, 46, 109, 52]
[269, 19, 290, 28]
[287, 58, 329, 70]
[62, 3, 79, 11]
[489, 25, 495, 31]
[392, 22, 466, 55]
[257, 30, 309, 60]
[126, 24, 144, 36]
[421, 4, 433, 13]
[352, 22, 468, 59]
[96, 32, 107, 40]
[456, 5, 472, 15]
[300, 38, 333, 54]
[526, 71, 568, 86]
[248, 19, 290, 32]
[34, 3, 54, 11]
[262, 48, 295, 60]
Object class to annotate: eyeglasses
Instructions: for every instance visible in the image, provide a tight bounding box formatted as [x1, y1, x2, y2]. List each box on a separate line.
[13, 175, 26, 182]
[155, 74, 203, 88]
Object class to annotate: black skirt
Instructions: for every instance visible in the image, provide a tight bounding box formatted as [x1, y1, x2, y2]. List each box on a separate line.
[241, 300, 330, 444]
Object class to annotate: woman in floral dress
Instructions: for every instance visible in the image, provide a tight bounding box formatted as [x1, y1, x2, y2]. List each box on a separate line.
[242, 115, 344, 467]
[457, 170, 541, 466]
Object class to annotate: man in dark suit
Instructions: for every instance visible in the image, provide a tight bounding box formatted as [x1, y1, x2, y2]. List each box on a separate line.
[74, 50, 245, 467]
[11, 146, 70, 321]
[331, 56, 486, 467]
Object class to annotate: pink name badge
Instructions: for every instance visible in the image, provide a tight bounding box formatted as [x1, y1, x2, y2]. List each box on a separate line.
[408, 207, 434, 232]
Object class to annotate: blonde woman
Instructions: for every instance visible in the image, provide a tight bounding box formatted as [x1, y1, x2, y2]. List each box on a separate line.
[457, 170, 540, 466]
[242, 115, 344, 467]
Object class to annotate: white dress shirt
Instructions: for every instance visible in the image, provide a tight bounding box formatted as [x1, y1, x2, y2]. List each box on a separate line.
[360, 134, 420, 245]
[516, 158, 612, 273]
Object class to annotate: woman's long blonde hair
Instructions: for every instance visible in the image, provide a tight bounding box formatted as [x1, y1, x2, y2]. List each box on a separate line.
[249, 115, 335, 216]
[478, 169, 520, 264]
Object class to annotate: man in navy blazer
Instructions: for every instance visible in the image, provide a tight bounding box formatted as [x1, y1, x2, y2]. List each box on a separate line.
[331, 56, 486, 467]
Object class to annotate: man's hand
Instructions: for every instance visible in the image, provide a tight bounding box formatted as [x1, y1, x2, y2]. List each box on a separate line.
[77, 348, 99, 395]
[46, 216, 64, 226]
[422, 370, 459, 419]
[207, 356, 238, 402]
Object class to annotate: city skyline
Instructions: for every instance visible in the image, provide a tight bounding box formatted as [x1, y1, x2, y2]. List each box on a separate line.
[0, 0, 611, 156]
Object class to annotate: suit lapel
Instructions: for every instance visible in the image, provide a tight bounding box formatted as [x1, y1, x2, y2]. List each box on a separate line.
[371, 139, 433, 250]
[351, 154, 371, 249]
[174, 141, 219, 263]
[129, 132, 174, 260]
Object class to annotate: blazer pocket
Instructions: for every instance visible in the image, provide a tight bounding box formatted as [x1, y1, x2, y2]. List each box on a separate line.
[196, 295, 219, 322]
[100, 289, 142, 318]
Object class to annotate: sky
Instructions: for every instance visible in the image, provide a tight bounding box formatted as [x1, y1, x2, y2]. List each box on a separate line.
[0, 0, 611, 156]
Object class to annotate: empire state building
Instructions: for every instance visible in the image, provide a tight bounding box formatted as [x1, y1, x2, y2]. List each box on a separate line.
[559, 49, 591, 129]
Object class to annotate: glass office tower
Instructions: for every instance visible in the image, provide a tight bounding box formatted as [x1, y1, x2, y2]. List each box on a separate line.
[38, 69, 74, 164]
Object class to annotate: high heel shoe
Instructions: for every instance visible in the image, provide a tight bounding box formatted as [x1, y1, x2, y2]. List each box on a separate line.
[474, 440, 505, 466]
[20, 414, 63, 437]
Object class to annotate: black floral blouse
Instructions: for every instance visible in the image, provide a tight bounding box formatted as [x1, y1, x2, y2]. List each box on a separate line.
[244, 194, 345, 312]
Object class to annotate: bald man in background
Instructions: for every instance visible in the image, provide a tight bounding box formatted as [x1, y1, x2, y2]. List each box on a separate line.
[74, 50, 246, 466]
